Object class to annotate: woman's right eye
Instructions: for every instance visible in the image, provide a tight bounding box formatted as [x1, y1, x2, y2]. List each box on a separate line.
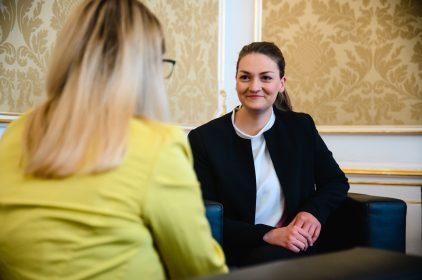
[238, 75, 250, 81]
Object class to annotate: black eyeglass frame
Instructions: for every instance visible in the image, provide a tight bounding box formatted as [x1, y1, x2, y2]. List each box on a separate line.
[163, 59, 176, 79]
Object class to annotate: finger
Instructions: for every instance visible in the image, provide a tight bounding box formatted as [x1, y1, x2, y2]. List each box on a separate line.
[292, 230, 310, 251]
[297, 227, 313, 245]
[293, 218, 305, 228]
[287, 244, 301, 253]
[301, 220, 311, 231]
[292, 238, 307, 251]
[312, 225, 321, 242]
[292, 219, 304, 228]
[294, 232, 309, 249]
[308, 224, 317, 245]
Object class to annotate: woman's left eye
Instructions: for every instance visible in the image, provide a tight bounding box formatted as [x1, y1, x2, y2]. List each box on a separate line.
[261, 76, 272, 81]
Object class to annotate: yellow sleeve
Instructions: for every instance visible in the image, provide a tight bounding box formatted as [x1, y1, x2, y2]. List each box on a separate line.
[143, 127, 228, 279]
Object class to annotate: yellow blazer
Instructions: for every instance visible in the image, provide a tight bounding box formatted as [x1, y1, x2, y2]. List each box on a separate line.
[0, 115, 227, 280]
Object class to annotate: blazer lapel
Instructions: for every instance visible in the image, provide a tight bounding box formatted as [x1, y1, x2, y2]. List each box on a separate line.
[264, 114, 297, 222]
[219, 115, 257, 224]
[229, 123, 257, 223]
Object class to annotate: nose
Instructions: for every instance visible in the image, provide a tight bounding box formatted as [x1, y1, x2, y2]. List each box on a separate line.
[249, 78, 261, 92]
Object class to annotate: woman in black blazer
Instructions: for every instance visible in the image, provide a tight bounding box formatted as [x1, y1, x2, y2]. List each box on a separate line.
[188, 42, 349, 267]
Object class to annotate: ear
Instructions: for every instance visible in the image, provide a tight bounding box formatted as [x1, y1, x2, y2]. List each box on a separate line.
[279, 76, 286, 92]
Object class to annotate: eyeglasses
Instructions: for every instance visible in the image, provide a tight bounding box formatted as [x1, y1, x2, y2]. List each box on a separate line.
[163, 59, 176, 79]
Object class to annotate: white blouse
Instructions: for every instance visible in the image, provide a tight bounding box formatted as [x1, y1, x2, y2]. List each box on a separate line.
[231, 107, 285, 226]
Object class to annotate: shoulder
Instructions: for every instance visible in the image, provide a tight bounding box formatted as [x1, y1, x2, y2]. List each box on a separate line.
[128, 118, 189, 161]
[274, 108, 315, 129]
[127, 118, 197, 187]
[274, 108, 313, 124]
[130, 119, 199, 192]
[188, 112, 232, 139]
[272, 109, 317, 137]
[131, 118, 185, 143]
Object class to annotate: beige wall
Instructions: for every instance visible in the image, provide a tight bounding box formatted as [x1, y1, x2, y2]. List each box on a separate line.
[2, 0, 421, 126]
[0, 0, 218, 126]
[0, 0, 78, 114]
[144, 0, 218, 126]
[262, 0, 422, 125]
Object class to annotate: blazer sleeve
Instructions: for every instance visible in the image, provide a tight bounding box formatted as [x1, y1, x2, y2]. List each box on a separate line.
[187, 130, 218, 201]
[189, 129, 274, 250]
[300, 115, 350, 224]
[143, 128, 227, 279]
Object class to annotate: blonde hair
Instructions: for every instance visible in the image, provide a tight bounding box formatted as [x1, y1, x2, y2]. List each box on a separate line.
[23, 0, 169, 177]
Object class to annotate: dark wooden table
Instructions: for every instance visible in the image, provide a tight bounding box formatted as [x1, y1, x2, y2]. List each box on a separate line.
[198, 247, 422, 280]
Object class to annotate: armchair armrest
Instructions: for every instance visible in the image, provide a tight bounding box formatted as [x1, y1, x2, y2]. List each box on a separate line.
[205, 200, 223, 246]
[318, 193, 407, 253]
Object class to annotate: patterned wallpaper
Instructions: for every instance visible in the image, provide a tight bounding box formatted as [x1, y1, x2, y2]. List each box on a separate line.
[0, 0, 218, 126]
[262, 0, 422, 125]
[0, 0, 78, 114]
[143, 0, 218, 126]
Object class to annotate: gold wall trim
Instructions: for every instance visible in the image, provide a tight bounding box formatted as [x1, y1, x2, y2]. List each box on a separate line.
[2, 115, 422, 139]
[0, 112, 21, 116]
[217, 0, 226, 117]
[0, 119, 14, 124]
[180, 125, 422, 135]
[5, 115, 419, 134]
[349, 181, 422, 187]
[0, 112, 19, 124]
[343, 168, 422, 177]
[219, 89, 227, 116]
[404, 200, 422, 205]
[318, 126, 422, 134]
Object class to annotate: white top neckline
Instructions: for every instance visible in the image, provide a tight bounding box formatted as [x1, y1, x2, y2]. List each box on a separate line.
[231, 106, 275, 139]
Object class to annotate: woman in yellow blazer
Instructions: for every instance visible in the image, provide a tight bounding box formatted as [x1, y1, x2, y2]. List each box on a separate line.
[0, 1, 227, 279]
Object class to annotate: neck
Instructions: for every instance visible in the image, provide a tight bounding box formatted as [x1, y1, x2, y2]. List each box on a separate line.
[235, 107, 272, 136]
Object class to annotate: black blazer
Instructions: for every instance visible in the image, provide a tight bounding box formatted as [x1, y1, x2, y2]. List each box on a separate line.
[188, 108, 349, 262]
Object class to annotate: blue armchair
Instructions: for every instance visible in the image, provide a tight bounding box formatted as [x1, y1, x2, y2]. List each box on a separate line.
[204, 200, 224, 246]
[205, 192, 407, 253]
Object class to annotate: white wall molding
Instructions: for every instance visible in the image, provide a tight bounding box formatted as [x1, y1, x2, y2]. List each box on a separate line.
[253, 0, 262, 41]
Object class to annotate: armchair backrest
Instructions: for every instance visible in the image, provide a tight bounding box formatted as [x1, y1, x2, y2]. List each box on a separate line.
[318, 193, 407, 253]
[204, 200, 223, 246]
[204, 193, 407, 253]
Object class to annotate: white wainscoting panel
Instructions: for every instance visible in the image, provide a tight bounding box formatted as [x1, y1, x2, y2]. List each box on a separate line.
[321, 131, 422, 256]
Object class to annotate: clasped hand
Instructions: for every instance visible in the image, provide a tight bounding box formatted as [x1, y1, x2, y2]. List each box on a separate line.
[263, 211, 321, 253]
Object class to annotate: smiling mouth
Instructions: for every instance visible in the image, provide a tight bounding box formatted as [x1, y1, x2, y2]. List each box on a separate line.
[246, 95, 264, 98]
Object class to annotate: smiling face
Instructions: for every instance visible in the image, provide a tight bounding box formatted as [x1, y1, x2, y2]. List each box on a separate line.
[236, 53, 285, 115]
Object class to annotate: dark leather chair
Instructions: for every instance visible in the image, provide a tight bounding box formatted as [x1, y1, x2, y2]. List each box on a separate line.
[205, 192, 407, 253]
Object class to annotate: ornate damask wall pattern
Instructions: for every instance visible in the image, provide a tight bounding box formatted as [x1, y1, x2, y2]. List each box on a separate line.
[262, 0, 422, 125]
[144, 0, 218, 126]
[0, 0, 80, 113]
[0, 0, 219, 126]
